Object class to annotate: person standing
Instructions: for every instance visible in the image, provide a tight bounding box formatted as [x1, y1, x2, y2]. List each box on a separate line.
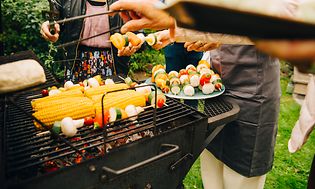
[199, 45, 280, 189]
[40, 0, 141, 82]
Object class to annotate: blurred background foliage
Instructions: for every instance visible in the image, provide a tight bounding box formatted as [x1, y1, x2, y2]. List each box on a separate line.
[1, 0, 165, 81]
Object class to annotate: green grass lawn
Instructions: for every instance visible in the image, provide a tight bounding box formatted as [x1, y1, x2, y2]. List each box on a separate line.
[183, 77, 315, 189]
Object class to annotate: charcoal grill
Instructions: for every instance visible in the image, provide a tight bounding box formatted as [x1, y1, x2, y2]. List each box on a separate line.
[0, 51, 239, 189]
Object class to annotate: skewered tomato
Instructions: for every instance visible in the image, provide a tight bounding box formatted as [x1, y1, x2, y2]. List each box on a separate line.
[157, 98, 165, 108]
[41, 89, 49, 97]
[84, 117, 94, 126]
[179, 69, 188, 77]
[94, 111, 109, 129]
[200, 73, 211, 86]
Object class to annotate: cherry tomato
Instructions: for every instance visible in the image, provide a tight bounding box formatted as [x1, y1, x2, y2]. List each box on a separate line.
[200, 73, 211, 86]
[84, 117, 94, 125]
[93, 111, 109, 129]
[79, 82, 84, 87]
[179, 69, 188, 77]
[162, 86, 170, 93]
[157, 98, 165, 108]
[41, 89, 49, 97]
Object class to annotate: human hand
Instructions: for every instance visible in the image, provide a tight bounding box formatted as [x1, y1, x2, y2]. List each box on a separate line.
[151, 30, 173, 50]
[110, 0, 175, 34]
[255, 40, 315, 73]
[118, 41, 142, 57]
[40, 21, 60, 42]
[184, 41, 221, 52]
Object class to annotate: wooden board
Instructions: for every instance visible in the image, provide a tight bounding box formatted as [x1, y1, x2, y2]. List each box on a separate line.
[163, 0, 315, 39]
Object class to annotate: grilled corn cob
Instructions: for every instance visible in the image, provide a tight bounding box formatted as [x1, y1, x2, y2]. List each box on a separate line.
[90, 90, 137, 104]
[94, 91, 146, 113]
[84, 83, 129, 98]
[33, 97, 95, 130]
[33, 97, 87, 112]
[31, 89, 83, 109]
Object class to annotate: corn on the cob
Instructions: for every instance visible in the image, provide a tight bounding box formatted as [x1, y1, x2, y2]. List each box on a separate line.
[33, 97, 95, 130]
[84, 83, 129, 98]
[31, 89, 83, 108]
[32, 97, 87, 112]
[90, 90, 137, 104]
[67, 85, 84, 92]
[94, 91, 146, 113]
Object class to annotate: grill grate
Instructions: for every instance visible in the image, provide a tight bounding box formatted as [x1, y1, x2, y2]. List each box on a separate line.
[204, 97, 233, 117]
[3, 85, 198, 180]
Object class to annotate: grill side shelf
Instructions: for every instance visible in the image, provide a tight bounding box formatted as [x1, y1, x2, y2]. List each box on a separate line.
[204, 96, 240, 127]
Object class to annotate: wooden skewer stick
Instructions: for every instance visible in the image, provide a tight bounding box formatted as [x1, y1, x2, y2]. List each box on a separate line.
[26, 94, 42, 99]
[118, 75, 126, 82]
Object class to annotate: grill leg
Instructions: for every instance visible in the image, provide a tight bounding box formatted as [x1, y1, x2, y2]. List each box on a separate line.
[203, 125, 225, 149]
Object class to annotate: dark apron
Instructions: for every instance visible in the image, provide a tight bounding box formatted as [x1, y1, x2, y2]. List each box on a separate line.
[207, 45, 281, 177]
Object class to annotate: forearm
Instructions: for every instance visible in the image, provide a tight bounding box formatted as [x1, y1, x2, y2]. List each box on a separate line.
[174, 27, 253, 45]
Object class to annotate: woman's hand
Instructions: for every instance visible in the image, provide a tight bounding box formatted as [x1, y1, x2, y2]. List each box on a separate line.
[151, 30, 173, 50]
[184, 41, 221, 52]
[40, 21, 60, 43]
[118, 41, 142, 57]
[110, 0, 175, 34]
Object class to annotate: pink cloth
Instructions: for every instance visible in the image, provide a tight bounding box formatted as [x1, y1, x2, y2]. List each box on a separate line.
[288, 74, 315, 153]
[80, 1, 111, 48]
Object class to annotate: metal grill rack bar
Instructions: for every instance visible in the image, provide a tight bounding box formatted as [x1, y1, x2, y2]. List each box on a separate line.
[204, 97, 240, 127]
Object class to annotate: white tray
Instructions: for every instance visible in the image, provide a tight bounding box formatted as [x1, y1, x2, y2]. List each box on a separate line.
[145, 78, 225, 100]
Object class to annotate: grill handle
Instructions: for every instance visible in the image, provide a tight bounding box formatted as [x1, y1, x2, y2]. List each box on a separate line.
[102, 144, 179, 176]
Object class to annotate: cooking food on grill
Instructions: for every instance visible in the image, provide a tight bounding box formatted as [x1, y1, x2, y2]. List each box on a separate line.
[87, 77, 100, 88]
[148, 91, 166, 108]
[33, 97, 95, 130]
[73, 118, 85, 128]
[41, 89, 49, 97]
[52, 121, 61, 134]
[61, 117, 78, 137]
[31, 89, 84, 109]
[64, 81, 74, 90]
[48, 89, 61, 96]
[84, 83, 129, 98]
[109, 107, 128, 122]
[84, 116, 94, 126]
[0, 59, 46, 94]
[125, 105, 139, 121]
[151, 61, 223, 96]
[31, 77, 166, 134]
[94, 111, 109, 129]
[94, 90, 146, 113]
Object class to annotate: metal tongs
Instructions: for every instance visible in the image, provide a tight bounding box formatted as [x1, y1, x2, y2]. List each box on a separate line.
[47, 10, 124, 49]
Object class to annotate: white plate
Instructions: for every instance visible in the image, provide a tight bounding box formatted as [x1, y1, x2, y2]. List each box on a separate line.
[145, 78, 225, 100]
